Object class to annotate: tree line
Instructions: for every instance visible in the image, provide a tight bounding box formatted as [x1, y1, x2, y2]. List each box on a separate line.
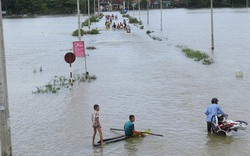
[2, 0, 95, 15]
[1, 0, 249, 16]
[186, 0, 249, 8]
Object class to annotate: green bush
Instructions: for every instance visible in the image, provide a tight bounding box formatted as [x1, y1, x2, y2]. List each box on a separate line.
[98, 13, 104, 19]
[89, 29, 99, 34]
[182, 48, 209, 61]
[129, 17, 139, 24]
[72, 29, 84, 36]
[33, 73, 97, 94]
[82, 20, 88, 27]
[90, 16, 99, 22]
[82, 15, 99, 27]
[146, 30, 154, 34]
[123, 14, 130, 18]
[203, 58, 214, 65]
[182, 47, 214, 65]
[72, 29, 99, 36]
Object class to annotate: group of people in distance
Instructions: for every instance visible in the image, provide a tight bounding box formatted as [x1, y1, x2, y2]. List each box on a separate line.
[112, 19, 127, 29]
[105, 14, 127, 29]
[92, 97, 228, 145]
[105, 14, 117, 28]
[91, 104, 142, 146]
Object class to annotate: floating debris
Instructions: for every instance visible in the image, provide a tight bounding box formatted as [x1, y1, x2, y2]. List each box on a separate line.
[235, 71, 243, 78]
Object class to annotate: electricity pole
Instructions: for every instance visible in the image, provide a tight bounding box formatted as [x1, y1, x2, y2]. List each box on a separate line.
[147, 0, 149, 24]
[139, 0, 141, 21]
[211, 0, 214, 49]
[0, 1, 13, 155]
[160, 0, 162, 31]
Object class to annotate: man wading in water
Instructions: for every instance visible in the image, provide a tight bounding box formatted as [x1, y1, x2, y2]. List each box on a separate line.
[204, 98, 228, 132]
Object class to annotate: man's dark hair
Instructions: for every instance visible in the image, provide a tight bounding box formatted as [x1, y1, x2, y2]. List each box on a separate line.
[211, 98, 219, 104]
[129, 115, 134, 120]
[94, 104, 99, 110]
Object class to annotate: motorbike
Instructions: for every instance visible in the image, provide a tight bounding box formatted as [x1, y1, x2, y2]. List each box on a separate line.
[211, 115, 248, 135]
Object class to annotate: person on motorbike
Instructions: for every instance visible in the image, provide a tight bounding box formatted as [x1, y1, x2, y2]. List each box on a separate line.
[204, 98, 228, 132]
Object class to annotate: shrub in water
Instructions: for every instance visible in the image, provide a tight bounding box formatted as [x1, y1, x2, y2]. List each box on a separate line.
[89, 29, 99, 34]
[129, 17, 139, 23]
[72, 29, 84, 36]
[182, 47, 214, 65]
[33, 73, 97, 94]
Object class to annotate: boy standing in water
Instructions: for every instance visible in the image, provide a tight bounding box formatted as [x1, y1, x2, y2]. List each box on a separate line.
[92, 104, 104, 145]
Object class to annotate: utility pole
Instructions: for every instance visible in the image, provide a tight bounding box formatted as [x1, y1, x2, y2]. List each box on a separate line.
[94, 0, 96, 13]
[139, 0, 141, 21]
[0, 0, 13, 155]
[147, 0, 149, 24]
[160, 0, 162, 31]
[77, 0, 81, 41]
[210, 0, 214, 50]
[98, 0, 100, 14]
[88, 0, 90, 30]
[77, 0, 88, 75]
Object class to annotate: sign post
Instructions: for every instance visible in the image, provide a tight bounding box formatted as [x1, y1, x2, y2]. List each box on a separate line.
[73, 41, 88, 76]
[64, 52, 76, 85]
[73, 41, 85, 57]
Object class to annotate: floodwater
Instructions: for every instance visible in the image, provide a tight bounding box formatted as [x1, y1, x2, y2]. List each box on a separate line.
[3, 8, 250, 156]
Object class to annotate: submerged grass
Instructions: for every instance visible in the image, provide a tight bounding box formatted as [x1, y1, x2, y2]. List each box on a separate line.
[146, 30, 162, 41]
[182, 47, 214, 65]
[122, 14, 142, 25]
[33, 72, 97, 94]
[72, 29, 99, 36]
[82, 15, 100, 27]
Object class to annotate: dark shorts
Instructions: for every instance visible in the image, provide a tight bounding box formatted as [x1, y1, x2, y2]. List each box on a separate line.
[207, 122, 212, 132]
[92, 123, 100, 128]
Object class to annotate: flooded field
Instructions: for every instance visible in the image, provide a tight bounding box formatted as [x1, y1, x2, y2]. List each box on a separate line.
[3, 8, 250, 156]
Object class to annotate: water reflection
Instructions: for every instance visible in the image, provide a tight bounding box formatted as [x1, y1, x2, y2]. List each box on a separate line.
[206, 133, 234, 145]
[92, 146, 103, 156]
[124, 137, 144, 156]
[4, 8, 250, 155]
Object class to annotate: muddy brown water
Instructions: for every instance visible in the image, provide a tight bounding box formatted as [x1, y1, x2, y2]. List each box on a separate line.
[3, 8, 250, 156]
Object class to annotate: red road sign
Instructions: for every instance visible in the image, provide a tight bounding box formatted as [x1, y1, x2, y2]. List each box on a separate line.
[64, 52, 76, 64]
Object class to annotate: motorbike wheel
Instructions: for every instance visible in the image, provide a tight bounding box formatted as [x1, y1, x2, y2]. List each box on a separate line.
[235, 120, 248, 126]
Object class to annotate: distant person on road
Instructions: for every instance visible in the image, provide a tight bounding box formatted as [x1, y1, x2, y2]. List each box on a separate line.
[123, 19, 127, 28]
[124, 115, 144, 137]
[204, 98, 228, 132]
[112, 22, 116, 28]
[92, 104, 104, 145]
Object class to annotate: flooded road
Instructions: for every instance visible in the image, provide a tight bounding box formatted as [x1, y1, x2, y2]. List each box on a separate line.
[3, 8, 250, 156]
